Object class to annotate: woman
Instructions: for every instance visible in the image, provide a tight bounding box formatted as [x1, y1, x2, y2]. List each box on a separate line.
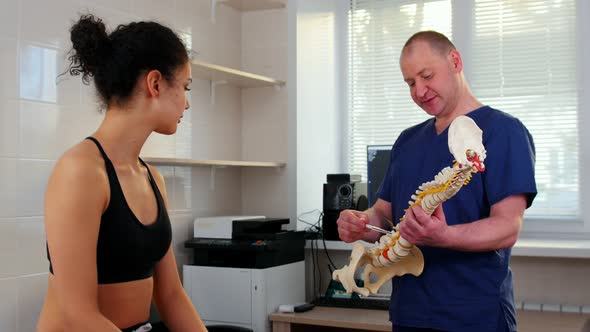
[37, 14, 207, 332]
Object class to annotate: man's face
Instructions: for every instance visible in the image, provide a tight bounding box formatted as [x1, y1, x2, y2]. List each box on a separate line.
[400, 41, 459, 117]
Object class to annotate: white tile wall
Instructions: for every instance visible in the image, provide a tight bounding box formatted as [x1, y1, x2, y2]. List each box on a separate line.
[0, 0, 279, 330]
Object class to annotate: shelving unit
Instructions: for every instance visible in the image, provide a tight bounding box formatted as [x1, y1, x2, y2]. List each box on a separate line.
[210, 0, 285, 23]
[142, 157, 285, 168]
[219, 0, 285, 11]
[144, 157, 286, 190]
[191, 59, 285, 89]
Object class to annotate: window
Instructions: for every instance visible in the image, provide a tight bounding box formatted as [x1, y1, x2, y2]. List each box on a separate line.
[348, 0, 581, 225]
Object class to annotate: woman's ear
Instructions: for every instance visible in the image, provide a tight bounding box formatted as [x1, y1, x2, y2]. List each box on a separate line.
[145, 70, 163, 97]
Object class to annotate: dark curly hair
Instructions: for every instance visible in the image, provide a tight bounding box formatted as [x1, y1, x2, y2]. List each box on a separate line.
[66, 14, 189, 107]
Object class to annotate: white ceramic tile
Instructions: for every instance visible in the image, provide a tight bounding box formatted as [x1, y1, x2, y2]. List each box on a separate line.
[153, 165, 174, 202]
[213, 45, 242, 69]
[242, 9, 284, 50]
[241, 87, 287, 161]
[0, 278, 18, 332]
[0, 0, 19, 39]
[241, 45, 287, 81]
[187, 4, 214, 61]
[215, 4, 241, 50]
[19, 43, 58, 103]
[18, 101, 60, 159]
[20, 0, 79, 49]
[175, 253, 190, 282]
[0, 221, 19, 278]
[190, 120, 213, 159]
[190, 166, 241, 215]
[17, 274, 47, 332]
[15, 160, 54, 218]
[19, 44, 80, 106]
[174, 0, 210, 35]
[17, 160, 53, 217]
[0, 100, 19, 158]
[16, 218, 47, 276]
[142, 132, 176, 158]
[80, 80, 103, 109]
[0, 39, 18, 99]
[175, 122, 192, 159]
[131, 0, 175, 24]
[55, 50, 81, 107]
[170, 213, 193, 255]
[205, 2, 240, 68]
[0, 159, 19, 218]
[171, 167, 192, 212]
[56, 106, 103, 155]
[187, 78, 211, 113]
[80, 0, 132, 14]
[241, 168, 288, 217]
[77, 2, 139, 32]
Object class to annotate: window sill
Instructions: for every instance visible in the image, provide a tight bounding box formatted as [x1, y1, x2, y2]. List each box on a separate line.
[512, 238, 590, 258]
[306, 239, 590, 259]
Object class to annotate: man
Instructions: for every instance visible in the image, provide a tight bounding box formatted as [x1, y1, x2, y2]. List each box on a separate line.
[337, 31, 537, 332]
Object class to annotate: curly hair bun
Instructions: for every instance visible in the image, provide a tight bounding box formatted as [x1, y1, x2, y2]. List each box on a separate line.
[68, 14, 110, 79]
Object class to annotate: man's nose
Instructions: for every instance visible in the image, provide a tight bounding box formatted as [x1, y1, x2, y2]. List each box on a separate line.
[185, 99, 190, 110]
[415, 81, 427, 98]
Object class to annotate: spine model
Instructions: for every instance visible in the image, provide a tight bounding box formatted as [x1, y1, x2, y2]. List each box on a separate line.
[333, 115, 487, 296]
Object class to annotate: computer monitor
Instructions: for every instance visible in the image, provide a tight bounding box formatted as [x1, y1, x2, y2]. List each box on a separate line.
[367, 145, 392, 207]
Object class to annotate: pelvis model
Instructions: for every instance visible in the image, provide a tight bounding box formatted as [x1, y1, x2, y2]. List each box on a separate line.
[333, 115, 487, 297]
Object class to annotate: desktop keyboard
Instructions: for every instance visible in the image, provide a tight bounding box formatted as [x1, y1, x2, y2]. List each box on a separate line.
[313, 296, 390, 311]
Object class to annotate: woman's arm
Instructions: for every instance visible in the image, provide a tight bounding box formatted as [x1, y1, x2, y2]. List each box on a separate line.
[148, 165, 207, 332]
[44, 150, 121, 331]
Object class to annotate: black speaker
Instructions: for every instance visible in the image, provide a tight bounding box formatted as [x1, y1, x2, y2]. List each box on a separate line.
[323, 182, 354, 211]
[322, 174, 356, 240]
[322, 210, 341, 240]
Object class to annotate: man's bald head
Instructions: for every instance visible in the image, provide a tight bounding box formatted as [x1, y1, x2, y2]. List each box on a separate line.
[401, 30, 456, 58]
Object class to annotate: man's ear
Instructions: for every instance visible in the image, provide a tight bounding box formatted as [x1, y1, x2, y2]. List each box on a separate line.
[146, 70, 163, 97]
[449, 49, 463, 72]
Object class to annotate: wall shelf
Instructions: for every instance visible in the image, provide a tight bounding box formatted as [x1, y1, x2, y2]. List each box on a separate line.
[143, 157, 286, 168]
[191, 59, 285, 89]
[219, 0, 285, 11]
[144, 157, 286, 190]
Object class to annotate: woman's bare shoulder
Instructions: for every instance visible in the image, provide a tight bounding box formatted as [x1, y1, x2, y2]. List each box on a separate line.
[54, 140, 106, 176]
[47, 140, 110, 204]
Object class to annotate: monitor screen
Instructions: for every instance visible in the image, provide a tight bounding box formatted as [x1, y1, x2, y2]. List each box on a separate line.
[367, 145, 392, 207]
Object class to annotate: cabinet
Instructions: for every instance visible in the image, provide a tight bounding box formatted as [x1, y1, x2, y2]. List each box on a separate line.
[183, 261, 305, 332]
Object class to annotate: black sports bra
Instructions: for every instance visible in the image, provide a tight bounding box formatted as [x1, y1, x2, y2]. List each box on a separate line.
[47, 137, 172, 284]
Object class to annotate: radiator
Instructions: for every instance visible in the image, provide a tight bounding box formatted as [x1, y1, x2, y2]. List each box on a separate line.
[517, 301, 590, 314]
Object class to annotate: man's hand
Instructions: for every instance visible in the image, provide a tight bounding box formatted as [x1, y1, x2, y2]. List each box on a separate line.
[399, 204, 449, 247]
[336, 209, 370, 243]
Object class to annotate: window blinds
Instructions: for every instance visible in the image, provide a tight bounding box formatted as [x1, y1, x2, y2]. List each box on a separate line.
[348, 0, 579, 219]
[471, 0, 578, 218]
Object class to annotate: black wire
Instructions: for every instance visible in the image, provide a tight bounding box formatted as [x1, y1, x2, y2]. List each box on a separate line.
[299, 209, 340, 298]
[315, 236, 322, 298]
[316, 211, 338, 271]
[322, 234, 337, 272]
[310, 235, 317, 298]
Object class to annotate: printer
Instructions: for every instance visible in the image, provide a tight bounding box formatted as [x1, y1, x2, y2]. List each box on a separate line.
[183, 216, 306, 332]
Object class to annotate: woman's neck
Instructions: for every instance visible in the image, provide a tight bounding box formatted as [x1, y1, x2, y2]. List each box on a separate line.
[91, 108, 153, 166]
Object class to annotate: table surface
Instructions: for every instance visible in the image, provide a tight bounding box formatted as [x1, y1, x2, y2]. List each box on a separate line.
[270, 306, 390, 331]
[270, 306, 590, 332]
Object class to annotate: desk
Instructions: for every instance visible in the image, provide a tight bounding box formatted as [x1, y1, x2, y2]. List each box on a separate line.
[269, 307, 390, 332]
[270, 307, 590, 332]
